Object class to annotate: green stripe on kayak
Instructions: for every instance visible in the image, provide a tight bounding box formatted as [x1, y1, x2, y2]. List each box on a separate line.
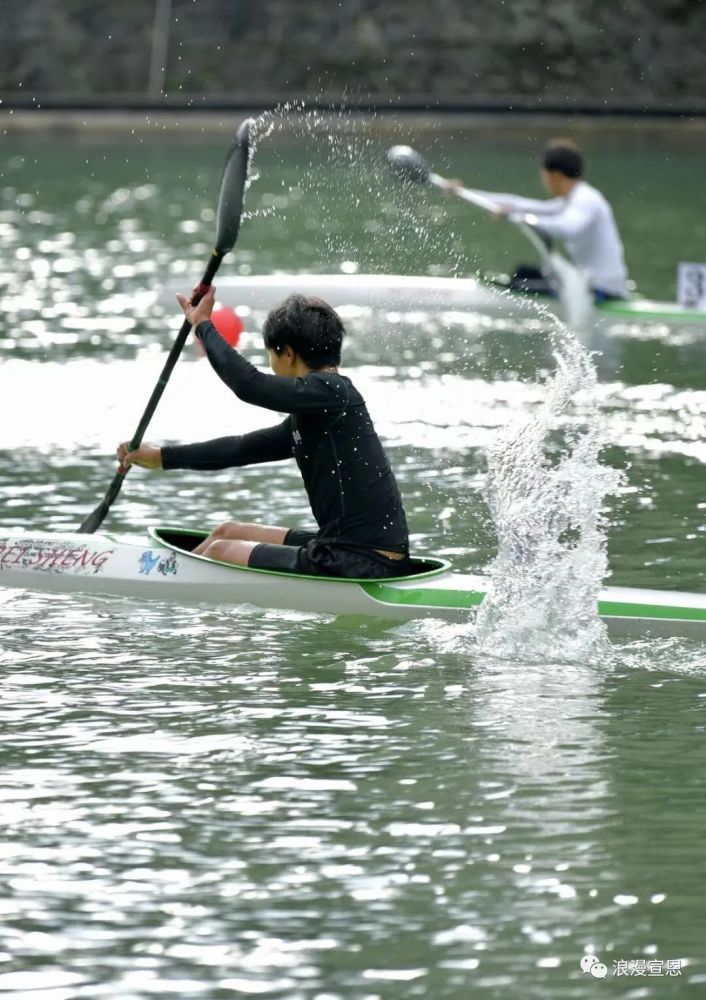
[598, 599, 706, 622]
[364, 586, 706, 622]
[597, 301, 706, 324]
[362, 581, 485, 609]
[491, 281, 706, 325]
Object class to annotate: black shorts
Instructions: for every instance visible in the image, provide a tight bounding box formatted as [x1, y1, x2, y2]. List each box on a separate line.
[249, 528, 413, 579]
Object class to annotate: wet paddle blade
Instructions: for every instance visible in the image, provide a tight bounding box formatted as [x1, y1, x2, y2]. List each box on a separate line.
[387, 145, 432, 185]
[77, 119, 253, 534]
[214, 118, 252, 254]
[78, 495, 118, 535]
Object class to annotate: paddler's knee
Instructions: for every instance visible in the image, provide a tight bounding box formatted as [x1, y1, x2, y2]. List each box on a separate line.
[211, 520, 250, 540]
[202, 537, 257, 567]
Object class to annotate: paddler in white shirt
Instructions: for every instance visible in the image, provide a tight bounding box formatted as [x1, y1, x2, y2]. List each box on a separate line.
[448, 139, 629, 302]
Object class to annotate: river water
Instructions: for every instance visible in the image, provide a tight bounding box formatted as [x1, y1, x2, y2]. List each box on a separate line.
[1, 120, 705, 998]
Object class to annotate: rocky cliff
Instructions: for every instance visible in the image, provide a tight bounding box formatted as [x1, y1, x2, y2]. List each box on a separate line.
[2, 0, 703, 104]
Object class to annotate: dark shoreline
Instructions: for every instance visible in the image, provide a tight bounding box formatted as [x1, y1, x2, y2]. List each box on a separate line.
[3, 99, 706, 138]
[0, 91, 706, 113]
[3, 93, 706, 116]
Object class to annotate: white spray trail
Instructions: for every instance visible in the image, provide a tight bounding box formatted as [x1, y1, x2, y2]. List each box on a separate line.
[475, 326, 623, 662]
[239, 110, 619, 660]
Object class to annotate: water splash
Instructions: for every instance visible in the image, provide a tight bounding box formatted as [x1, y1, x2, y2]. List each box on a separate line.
[475, 325, 623, 662]
[244, 106, 621, 662]
[233, 102, 476, 278]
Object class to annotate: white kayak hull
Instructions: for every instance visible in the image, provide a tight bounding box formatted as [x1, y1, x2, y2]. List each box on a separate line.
[159, 273, 706, 328]
[162, 273, 507, 316]
[157, 273, 706, 329]
[1, 527, 705, 641]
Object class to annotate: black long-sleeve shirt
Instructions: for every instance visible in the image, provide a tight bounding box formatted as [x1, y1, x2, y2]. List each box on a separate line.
[161, 320, 409, 553]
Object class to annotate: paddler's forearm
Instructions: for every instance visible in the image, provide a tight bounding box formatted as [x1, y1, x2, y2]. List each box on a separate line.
[161, 421, 293, 471]
[162, 436, 255, 471]
[477, 191, 564, 215]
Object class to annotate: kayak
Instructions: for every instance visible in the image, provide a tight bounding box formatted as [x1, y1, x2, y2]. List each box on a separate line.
[2, 526, 705, 640]
[161, 274, 706, 329]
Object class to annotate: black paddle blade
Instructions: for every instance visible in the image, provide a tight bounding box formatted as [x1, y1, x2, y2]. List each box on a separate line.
[78, 494, 119, 535]
[214, 118, 252, 254]
[387, 145, 431, 185]
[77, 121, 254, 535]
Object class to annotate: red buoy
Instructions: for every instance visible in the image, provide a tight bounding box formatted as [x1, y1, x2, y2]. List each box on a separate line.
[210, 305, 244, 348]
[195, 304, 244, 356]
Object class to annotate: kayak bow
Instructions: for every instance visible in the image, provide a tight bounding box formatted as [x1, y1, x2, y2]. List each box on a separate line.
[1, 527, 705, 640]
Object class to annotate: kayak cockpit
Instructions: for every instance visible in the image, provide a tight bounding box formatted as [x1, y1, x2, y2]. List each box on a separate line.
[149, 527, 451, 581]
[153, 527, 208, 553]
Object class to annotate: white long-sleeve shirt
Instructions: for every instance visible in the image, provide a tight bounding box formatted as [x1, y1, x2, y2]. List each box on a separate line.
[476, 181, 629, 298]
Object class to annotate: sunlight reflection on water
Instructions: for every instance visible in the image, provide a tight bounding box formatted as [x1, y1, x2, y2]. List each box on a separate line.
[2, 124, 706, 997]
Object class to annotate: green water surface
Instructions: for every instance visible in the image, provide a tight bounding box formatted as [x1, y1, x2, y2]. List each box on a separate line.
[0, 118, 705, 999]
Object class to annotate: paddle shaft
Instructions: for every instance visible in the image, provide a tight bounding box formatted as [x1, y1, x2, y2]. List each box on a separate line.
[427, 171, 553, 266]
[77, 253, 222, 534]
[387, 143, 589, 324]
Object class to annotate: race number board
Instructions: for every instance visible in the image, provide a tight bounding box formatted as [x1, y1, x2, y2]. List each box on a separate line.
[677, 263, 706, 309]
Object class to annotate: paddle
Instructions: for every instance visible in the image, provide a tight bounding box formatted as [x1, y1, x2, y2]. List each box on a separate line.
[78, 118, 252, 534]
[387, 144, 594, 329]
[387, 144, 554, 260]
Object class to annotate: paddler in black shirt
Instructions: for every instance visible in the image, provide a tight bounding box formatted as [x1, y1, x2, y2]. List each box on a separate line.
[117, 287, 412, 579]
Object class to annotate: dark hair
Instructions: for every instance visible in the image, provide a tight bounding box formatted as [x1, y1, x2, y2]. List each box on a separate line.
[542, 140, 584, 179]
[263, 294, 345, 368]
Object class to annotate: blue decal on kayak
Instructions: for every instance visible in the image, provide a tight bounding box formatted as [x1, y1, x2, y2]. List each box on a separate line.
[139, 551, 161, 575]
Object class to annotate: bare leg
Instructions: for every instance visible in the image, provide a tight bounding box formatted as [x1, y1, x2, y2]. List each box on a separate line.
[200, 538, 260, 566]
[193, 520, 288, 556]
